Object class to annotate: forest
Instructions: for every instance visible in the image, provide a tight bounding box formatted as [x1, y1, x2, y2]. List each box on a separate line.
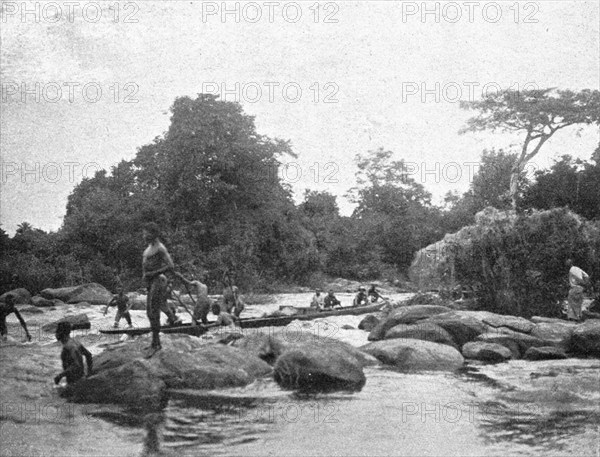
[2, 90, 599, 317]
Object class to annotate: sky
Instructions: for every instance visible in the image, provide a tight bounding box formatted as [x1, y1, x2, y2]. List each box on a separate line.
[1, 1, 599, 235]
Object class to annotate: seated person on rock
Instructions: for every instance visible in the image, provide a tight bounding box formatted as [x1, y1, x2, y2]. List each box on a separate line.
[0, 294, 32, 342]
[54, 322, 93, 388]
[212, 303, 238, 331]
[353, 286, 368, 307]
[310, 289, 325, 310]
[323, 290, 341, 309]
[103, 286, 133, 329]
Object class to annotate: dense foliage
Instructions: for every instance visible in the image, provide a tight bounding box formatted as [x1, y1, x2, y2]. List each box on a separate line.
[2, 92, 598, 312]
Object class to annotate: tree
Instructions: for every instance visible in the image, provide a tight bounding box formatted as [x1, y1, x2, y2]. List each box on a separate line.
[460, 88, 600, 208]
[349, 148, 442, 271]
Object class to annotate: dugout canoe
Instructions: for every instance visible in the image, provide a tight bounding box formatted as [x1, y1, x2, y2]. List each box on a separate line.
[99, 303, 385, 335]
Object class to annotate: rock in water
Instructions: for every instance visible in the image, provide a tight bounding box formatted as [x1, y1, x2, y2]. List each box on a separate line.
[530, 322, 575, 349]
[384, 322, 458, 349]
[480, 314, 535, 334]
[42, 314, 91, 332]
[31, 296, 54, 307]
[70, 359, 167, 410]
[462, 342, 512, 363]
[524, 346, 568, 361]
[422, 311, 487, 346]
[358, 315, 379, 332]
[360, 339, 464, 371]
[0, 288, 32, 304]
[368, 305, 452, 341]
[571, 319, 600, 357]
[274, 348, 366, 392]
[40, 283, 112, 305]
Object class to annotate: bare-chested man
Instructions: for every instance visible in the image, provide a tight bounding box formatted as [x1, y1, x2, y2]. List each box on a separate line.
[222, 283, 245, 318]
[0, 294, 32, 342]
[142, 223, 180, 354]
[176, 272, 213, 325]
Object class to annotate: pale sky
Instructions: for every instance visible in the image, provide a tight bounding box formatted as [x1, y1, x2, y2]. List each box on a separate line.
[1, 1, 599, 234]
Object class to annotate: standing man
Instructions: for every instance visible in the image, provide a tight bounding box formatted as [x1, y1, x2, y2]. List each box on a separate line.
[222, 282, 245, 318]
[176, 272, 213, 325]
[1, 294, 32, 342]
[142, 223, 180, 355]
[566, 259, 590, 321]
[103, 286, 133, 329]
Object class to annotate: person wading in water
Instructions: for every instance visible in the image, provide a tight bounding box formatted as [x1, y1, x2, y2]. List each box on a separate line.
[142, 223, 180, 357]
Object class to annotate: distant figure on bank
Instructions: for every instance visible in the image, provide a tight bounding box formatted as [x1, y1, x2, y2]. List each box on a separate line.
[310, 289, 325, 310]
[0, 294, 32, 342]
[142, 223, 181, 355]
[53, 322, 93, 387]
[212, 303, 237, 330]
[566, 259, 590, 321]
[353, 286, 368, 307]
[176, 272, 212, 325]
[323, 290, 341, 309]
[103, 286, 133, 328]
[367, 284, 383, 302]
[222, 283, 245, 317]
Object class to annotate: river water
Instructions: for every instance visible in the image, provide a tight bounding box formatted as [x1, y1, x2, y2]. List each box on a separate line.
[2, 293, 599, 456]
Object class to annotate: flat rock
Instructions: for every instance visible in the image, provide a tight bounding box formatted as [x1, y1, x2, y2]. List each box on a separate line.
[31, 296, 55, 307]
[368, 305, 452, 341]
[524, 346, 568, 361]
[423, 311, 487, 346]
[570, 319, 600, 357]
[360, 339, 464, 371]
[18, 305, 44, 314]
[530, 322, 574, 348]
[40, 283, 112, 305]
[42, 314, 91, 332]
[462, 342, 512, 363]
[0, 288, 32, 304]
[384, 322, 458, 349]
[481, 314, 535, 334]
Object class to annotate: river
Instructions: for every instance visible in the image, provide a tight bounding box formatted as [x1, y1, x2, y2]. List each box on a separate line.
[1, 293, 598, 456]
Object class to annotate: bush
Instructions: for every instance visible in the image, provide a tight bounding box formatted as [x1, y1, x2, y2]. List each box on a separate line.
[446, 207, 599, 317]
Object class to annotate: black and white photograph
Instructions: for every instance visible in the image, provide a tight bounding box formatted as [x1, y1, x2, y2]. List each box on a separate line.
[1, 1, 599, 456]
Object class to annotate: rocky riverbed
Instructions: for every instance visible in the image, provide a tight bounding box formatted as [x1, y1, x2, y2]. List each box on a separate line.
[1, 286, 599, 456]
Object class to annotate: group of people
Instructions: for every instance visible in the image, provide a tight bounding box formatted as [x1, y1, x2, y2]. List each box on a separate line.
[309, 284, 386, 310]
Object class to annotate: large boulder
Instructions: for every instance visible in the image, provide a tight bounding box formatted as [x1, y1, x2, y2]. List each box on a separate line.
[368, 305, 452, 341]
[422, 311, 487, 346]
[360, 339, 464, 371]
[230, 330, 377, 368]
[40, 283, 112, 305]
[462, 342, 512, 363]
[475, 328, 550, 357]
[31, 296, 54, 308]
[384, 322, 458, 349]
[42, 314, 91, 332]
[70, 359, 167, 410]
[274, 348, 366, 392]
[570, 319, 600, 357]
[0, 288, 32, 304]
[530, 322, 575, 349]
[358, 315, 379, 332]
[524, 346, 568, 361]
[92, 334, 273, 391]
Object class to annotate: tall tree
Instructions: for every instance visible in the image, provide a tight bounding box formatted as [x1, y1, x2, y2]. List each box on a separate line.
[460, 88, 600, 208]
